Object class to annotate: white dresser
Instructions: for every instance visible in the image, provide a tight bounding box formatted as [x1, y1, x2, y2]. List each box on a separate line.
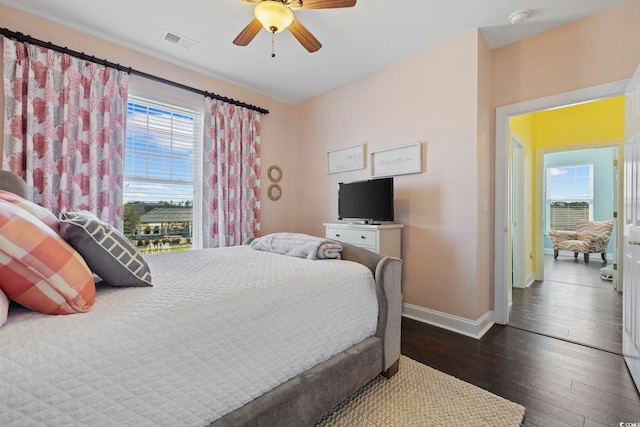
[324, 223, 404, 258]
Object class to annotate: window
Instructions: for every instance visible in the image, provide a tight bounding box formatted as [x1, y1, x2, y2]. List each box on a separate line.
[546, 164, 593, 231]
[124, 96, 202, 252]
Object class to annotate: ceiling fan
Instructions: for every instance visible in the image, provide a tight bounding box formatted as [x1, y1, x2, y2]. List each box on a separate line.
[233, 0, 357, 56]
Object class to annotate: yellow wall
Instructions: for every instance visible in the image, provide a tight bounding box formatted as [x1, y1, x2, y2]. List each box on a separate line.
[510, 115, 534, 143]
[509, 115, 535, 277]
[510, 96, 624, 282]
[532, 96, 624, 148]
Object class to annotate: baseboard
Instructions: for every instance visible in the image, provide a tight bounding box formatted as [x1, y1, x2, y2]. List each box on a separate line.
[514, 274, 535, 288]
[526, 273, 535, 287]
[402, 303, 494, 339]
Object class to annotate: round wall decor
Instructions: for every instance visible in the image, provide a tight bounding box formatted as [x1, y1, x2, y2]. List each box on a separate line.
[268, 184, 282, 201]
[267, 165, 282, 183]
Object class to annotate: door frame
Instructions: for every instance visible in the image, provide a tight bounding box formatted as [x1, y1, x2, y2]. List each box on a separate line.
[511, 136, 526, 290]
[494, 79, 628, 325]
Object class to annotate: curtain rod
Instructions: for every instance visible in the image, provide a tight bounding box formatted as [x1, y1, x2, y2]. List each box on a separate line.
[0, 27, 269, 115]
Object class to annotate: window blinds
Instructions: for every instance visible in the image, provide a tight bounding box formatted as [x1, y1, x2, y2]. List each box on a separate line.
[124, 96, 202, 204]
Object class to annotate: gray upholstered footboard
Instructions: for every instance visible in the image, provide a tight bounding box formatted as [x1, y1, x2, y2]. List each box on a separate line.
[339, 242, 402, 373]
[212, 241, 402, 427]
[211, 337, 382, 427]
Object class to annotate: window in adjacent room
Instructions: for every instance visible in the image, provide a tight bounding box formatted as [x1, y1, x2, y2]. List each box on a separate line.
[123, 95, 203, 252]
[546, 164, 594, 231]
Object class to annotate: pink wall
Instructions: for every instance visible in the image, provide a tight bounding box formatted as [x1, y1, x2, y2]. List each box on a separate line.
[292, 31, 489, 320]
[492, 0, 640, 108]
[475, 35, 494, 317]
[0, 4, 296, 235]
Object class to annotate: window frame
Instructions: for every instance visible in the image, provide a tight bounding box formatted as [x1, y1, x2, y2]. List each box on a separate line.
[545, 163, 594, 232]
[123, 94, 204, 250]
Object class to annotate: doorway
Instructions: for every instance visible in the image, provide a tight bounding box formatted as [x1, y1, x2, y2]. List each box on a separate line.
[508, 145, 622, 354]
[494, 80, 627, 331]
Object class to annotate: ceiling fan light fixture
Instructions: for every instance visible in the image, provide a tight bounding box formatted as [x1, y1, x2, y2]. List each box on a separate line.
[254, 1, 294, 33]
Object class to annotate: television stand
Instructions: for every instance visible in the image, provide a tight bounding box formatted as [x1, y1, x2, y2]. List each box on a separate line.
[323, 223, 404, 258]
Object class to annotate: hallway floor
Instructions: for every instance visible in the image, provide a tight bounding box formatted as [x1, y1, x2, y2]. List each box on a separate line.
[508, 254, 622, 354]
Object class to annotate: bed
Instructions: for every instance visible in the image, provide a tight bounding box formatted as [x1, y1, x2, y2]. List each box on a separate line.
[0, 172, 402, 426]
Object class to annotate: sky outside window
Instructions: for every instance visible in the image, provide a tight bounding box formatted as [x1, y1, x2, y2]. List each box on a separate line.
[548, 165, 592, 201]
[124, 100, 197, 204]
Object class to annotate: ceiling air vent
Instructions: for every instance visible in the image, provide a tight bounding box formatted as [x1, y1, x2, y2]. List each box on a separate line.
[161, 30, 199, 50]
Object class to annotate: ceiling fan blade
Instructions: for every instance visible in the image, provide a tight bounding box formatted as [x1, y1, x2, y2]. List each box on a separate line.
[233, 18, 263, 46]
[296, 0, 356, 9]
[289, 18, 322, 52]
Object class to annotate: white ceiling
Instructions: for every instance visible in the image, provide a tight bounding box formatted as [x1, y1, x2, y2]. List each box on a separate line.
[0, 0, 630, 105]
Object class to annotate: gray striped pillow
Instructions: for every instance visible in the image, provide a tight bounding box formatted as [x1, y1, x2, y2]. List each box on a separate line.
[60, 211, 152, 287]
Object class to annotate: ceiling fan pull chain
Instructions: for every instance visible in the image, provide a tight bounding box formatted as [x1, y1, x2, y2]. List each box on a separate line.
[271, 30, 276, 58]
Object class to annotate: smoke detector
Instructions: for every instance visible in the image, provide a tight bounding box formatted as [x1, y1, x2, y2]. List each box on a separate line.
[509, 10, 530, 25]
[161, 30, 199, 50]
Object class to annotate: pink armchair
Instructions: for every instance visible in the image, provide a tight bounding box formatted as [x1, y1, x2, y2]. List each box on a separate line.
[548, 220, 613, 263]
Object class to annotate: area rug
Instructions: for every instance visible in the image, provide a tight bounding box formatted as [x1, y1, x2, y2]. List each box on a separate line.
[315, 356, 525, 427]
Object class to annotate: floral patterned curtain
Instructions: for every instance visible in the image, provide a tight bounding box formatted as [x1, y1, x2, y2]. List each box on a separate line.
[2, 38, 129, 229]
[202, 97, 261, 248]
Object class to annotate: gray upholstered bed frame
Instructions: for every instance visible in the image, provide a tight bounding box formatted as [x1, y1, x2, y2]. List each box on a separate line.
[0, 170, 30, 199]
[212, 242, 402, 427]
[0, 171, 402, 426]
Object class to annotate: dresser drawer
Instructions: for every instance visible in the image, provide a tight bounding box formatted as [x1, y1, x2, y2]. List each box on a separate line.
[326, 228, 377, 246]
[324, 223, 403, 258]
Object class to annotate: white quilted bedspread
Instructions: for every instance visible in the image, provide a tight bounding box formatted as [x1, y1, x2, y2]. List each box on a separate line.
[0, 246, 378, 426]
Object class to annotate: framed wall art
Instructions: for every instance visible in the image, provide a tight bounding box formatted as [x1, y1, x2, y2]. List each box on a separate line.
[326, 144, 365, 174]
[371, 143, 422, 177]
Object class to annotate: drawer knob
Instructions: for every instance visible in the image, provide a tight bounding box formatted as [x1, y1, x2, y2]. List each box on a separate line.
[361, 235, 366, 239]
[335, 234, 340, 237]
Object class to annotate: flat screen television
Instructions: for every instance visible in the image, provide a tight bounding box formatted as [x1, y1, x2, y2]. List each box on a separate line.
[338, 177, 394, 223]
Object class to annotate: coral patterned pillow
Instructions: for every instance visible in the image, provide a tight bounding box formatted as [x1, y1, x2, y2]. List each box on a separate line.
[0, 288, 8, 327]
[0, 200, 95, 315]
[0, 189, 60, 234]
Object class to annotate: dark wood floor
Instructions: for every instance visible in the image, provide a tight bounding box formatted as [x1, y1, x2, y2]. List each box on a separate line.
[401, 318, 640, 427]
[509, 254, 622, 354]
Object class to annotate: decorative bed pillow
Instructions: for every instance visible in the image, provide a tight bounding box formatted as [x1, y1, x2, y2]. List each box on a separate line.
[59, 211, 152, 287]
[0, 200, 95, 314]
[0, 189, 60, 234]
[0, 288, 8, 327]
